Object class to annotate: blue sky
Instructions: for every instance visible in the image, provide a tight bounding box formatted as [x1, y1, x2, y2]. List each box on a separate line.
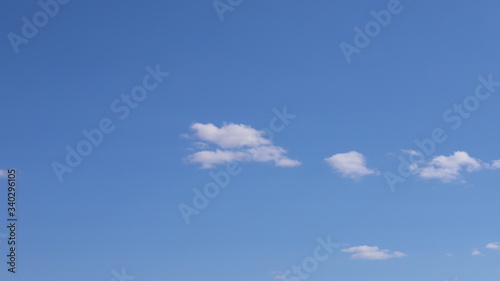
[1, 0, 500, 280]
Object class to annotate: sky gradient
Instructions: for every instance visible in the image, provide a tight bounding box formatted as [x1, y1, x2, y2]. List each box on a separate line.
[1, 0, 500, 280]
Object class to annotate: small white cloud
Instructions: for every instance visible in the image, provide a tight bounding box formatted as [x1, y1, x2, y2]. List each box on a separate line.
[406, 151, 500, 183]
[0, 170, 7, 178]
[471, 249, 482, 256]
[401, 149, 422, 156]
[341, 245, 406, 260]
[187, 150, 247, 169]
[486, 242, 500, 250]
[445, 253, 453, 257]
[325, 151, 377, 180]
[185, 123, 300, 169]
[191, 123, 270, 148]
[411, 151, 483, 182]
[488, 160, 500, 169]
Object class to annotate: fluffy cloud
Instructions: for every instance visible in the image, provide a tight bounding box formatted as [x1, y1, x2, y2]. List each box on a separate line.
[341, 245, 406, 260]
[485, 242, 500, 250]
[185, 123, 300, 169]
[409, 151, 500, 183]
[191, 123, 271, 148]
[0, 170, 7, 178]
[412, 151, 481, 182]
[325, 151, 377, 180]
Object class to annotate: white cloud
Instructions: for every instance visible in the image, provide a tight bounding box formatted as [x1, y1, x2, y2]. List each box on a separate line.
[325, 151, 377, 180]
[247, 146, 301, 167]
[485, 242, 500, 250]
[191, 123, 270, 148]
[341, 245, 407, 260]
[0, 170, 7, 178]
[187, 150, 247, 169]
[471, 249, 482, 256]
[185, 123, 300, 169]
[488, 160, 500, 169]
[404, 151, 500, 183]
[445, 253, 453, 257]
[401, 149, 421, 156]
[192, 142, 209, 149]
[410, 151, 485, 182]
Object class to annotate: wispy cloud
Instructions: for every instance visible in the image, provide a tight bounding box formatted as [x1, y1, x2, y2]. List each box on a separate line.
[270, 271, 286, 280]
[401, 149, 421, 156]
[185, 123, 301, 169]
[490, 160, 500, 169]
[325, 151, 377, 180]
[0, 170, 7, 178]
[341, 245, 406, 260]
[471, 249, 482, 256]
